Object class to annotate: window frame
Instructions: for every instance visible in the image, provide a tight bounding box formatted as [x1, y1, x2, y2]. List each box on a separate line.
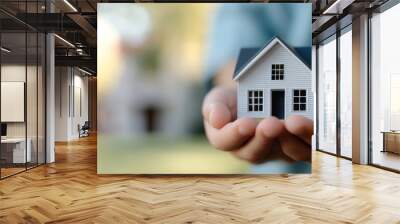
[271, 64, 284, 80]
[293, 89, 307, 111]
[247, 90, 264, 112]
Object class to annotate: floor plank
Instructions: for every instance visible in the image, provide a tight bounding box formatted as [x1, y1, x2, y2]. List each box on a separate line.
[1, 135, 400, 223]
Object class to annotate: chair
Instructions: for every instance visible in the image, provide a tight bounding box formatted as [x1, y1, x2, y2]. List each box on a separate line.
[79, 121, 90, 138]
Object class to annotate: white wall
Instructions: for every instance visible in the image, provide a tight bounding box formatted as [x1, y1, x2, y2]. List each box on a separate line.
[1, 66, 27, 137]
[1, 65, 39, 137]
[72, 73, 89, 138]
[1, 82, 25, 122]
[55, 67, 89, 141]
[55, 67, 69, 141]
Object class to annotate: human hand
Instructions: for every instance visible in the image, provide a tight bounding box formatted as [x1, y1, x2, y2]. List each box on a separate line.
[202, 87, 313, 163]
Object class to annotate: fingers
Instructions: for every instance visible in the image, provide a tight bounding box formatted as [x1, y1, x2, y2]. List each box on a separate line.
[285, 115, 313, 144]
[202, 87, 237, 123]
[206, 102, 233, 129]
[231, 116, 312, 163]
[204, 117, 257, 151]
[203, 86, 251, 151]
[202, 88, 314, 164]
[279, 129, 311, 162]
[231, 117, 285, 163]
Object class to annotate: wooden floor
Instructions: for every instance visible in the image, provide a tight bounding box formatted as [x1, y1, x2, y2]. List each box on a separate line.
[1, 167, 26, 178]
[1, 135, 400, 223]
[373, 151, 400, 171]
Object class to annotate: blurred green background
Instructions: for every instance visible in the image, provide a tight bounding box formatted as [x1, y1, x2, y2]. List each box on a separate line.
[98, 135, 250, 174]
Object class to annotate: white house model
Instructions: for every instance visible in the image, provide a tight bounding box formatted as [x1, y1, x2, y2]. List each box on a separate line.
[233, 37, 313, 120]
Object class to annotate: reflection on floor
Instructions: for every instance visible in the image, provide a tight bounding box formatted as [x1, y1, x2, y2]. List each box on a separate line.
[0, 162, 42, 178]
[373, 151, 400, 171]
[0, 135, 400, 223]
[0, 167, 25, 177]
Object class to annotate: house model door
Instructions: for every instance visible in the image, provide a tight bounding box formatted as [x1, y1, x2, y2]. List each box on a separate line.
[271, 90, 285, 119]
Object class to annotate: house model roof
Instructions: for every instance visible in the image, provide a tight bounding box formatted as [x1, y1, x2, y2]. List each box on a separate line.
[233, 36, 311, 80]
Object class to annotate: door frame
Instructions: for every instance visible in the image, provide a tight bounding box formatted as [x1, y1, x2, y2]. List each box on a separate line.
[270, 89, 285, 119]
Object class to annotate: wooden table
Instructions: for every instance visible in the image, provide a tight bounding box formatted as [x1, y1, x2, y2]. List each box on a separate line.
[381, 131, 400, 154]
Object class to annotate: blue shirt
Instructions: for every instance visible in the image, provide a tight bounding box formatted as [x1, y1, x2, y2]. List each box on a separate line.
[205, 3, 311, 80]
[205, 3, 312, 173]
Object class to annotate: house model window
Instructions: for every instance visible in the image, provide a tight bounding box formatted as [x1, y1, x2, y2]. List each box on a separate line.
[293, 89, 307, 111]
[248, 90, 263, 112]
[271, 64, 284, 80]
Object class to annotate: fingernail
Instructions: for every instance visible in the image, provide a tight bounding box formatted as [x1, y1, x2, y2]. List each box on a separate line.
[208, 104, 217, 128]
[204, 103, 212, 122]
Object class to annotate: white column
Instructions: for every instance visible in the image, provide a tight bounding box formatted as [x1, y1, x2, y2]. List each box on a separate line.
[46, 33, 55, 163]
[352, 14, 369, 164]
[45, 0, 56, 163]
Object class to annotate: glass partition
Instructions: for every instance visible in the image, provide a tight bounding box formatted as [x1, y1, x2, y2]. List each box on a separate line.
[0, 1, 46, 179]
[1, 30, 28, 177]
[339, 27, 352, 158]
[317, 36, 337, 154]
[27, 30, 38, 169]
[370, 4, 400, 171]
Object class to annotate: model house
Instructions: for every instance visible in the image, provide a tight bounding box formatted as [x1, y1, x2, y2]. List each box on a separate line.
[233, 37, 312, 120]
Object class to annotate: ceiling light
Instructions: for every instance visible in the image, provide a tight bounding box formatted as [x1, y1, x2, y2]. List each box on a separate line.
[54, 34, 75, 48]
[1, 47, 11, 53]
[78, 67, 93, 76]
[76, 48, 86, 55]
[323, 0, 355, 15]
[63, 0, 78, 12]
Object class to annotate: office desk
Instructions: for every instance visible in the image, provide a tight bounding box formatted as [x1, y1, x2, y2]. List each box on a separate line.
[381, 131, 400, 154]
[1, 138, 31, 163]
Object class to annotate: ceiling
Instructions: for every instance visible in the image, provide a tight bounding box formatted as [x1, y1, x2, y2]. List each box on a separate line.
[0, 0, 394, 74]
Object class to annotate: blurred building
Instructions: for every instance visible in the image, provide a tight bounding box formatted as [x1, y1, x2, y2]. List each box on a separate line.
[102, 60, 199, 137]
[98, 4, 208, 138]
